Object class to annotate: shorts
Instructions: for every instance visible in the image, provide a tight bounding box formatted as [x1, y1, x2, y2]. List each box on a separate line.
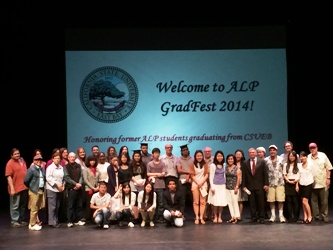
[267, 185, 285, 202]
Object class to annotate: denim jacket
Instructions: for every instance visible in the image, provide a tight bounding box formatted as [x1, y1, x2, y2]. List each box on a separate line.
[24, 165, 46, 194]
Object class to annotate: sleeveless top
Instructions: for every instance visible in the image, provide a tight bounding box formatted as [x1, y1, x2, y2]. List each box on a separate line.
[226, 165, 238, 190]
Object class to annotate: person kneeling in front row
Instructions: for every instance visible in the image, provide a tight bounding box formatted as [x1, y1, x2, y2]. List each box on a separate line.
[138, 181, 156, 227]
[163, 177, 185, 227]
[90, 181, 111, 229]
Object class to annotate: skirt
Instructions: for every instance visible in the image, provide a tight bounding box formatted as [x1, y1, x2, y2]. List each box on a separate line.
[207, 184, 227, 207]
[299, 183, 313, 199]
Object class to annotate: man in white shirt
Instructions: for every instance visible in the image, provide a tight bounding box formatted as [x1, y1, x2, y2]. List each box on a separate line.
[90, 181, 111, 228]
[160, 144, 179, 185]
[307, 142, 332, 222]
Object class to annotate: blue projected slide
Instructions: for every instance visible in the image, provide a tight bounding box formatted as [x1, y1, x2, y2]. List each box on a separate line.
[66, 49, 287, 154]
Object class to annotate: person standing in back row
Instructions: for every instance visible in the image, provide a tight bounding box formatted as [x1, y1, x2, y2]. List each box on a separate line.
[140, 143, 153, 167]
[203, 146, 214, 221]
[190, 150, 209, 225]
[241, 147, 269, 224]
[64, 152, 85, 228]
[46, 152, 64, 228]
[234, 149, 247, 221]
[147, 147, 167, 223]
[280, 141, 300, 164]
[160, 144, 179, 185]
[24, 154, 46, 231]
[265, 145, 286, 223]
[176, 144, 194, 216]
[5, 148, 28, 228]
[308, 142, 332, 222]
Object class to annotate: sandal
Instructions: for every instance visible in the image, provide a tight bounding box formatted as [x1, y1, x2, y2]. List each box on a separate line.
[227, 218, 235, 223]
[213, 218, 218, 223]
[232, 219, 238, 224]
[195, 219, 199, 225]
[200, 218, 206, 224]
[218, 218, 223, 223]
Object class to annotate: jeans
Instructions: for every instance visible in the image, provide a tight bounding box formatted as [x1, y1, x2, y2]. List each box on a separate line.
[116, 209, 133, 223]
[10, 190, 28, 224]
[94, 208, 111, 226]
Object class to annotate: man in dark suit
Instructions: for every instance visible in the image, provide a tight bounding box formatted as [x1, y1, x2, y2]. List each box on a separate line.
[241, 147, 269, 224]
[163, 177, 185, 227]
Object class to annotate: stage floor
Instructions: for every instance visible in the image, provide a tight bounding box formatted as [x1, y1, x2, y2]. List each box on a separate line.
[1, 202, 333, 250]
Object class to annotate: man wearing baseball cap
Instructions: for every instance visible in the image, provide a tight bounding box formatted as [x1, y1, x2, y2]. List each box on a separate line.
[266, 145, 286, 223]
[308, 142, 333, 222]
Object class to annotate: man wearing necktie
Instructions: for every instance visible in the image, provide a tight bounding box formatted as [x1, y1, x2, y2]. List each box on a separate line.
[241, 147, 269, 224]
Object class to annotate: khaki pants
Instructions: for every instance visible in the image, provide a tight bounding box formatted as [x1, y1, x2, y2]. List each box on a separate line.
[28, 189, 44, 226]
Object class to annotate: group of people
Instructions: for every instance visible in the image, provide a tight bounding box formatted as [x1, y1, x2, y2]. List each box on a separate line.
[5, 141, 332, 231]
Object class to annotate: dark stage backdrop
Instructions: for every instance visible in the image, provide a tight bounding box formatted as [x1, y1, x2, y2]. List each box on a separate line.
[2, 16, 332, 210]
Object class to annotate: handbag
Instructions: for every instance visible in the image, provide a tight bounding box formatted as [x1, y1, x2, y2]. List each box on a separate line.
[141, 202, 150, 211]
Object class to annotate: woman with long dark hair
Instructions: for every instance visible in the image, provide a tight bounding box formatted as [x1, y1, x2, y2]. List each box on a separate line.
[190, 150, 209, 225]
[137, 181, 156, 227]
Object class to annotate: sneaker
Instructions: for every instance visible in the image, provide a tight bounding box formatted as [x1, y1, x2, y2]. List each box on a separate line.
[103, 224, 109, 229]
[141, 221, 145, 227]
[29, 224, 42, 231]
[11, 222, 23, 228]
[74, 220, 85, 226]
[128, 222, 134, 228]
[150, 221, 155, 227]
[67, 222, 74, 228]
[269, 215, 276, 222]
[279, 216, 286, 223]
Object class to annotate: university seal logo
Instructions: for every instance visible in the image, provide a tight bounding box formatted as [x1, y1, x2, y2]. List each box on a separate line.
[80, 66, 138, 123]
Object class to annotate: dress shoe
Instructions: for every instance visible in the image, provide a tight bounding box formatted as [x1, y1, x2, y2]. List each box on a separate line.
[259, 219, 265, 224]
[49, 223, 61, 228]
[11, 222, 23, 228]
[20, 221, 28, 226]
[249, 219, 257, 223]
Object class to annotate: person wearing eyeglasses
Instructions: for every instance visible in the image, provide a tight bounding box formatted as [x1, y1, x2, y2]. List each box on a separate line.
[160, 144, 179, 187]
